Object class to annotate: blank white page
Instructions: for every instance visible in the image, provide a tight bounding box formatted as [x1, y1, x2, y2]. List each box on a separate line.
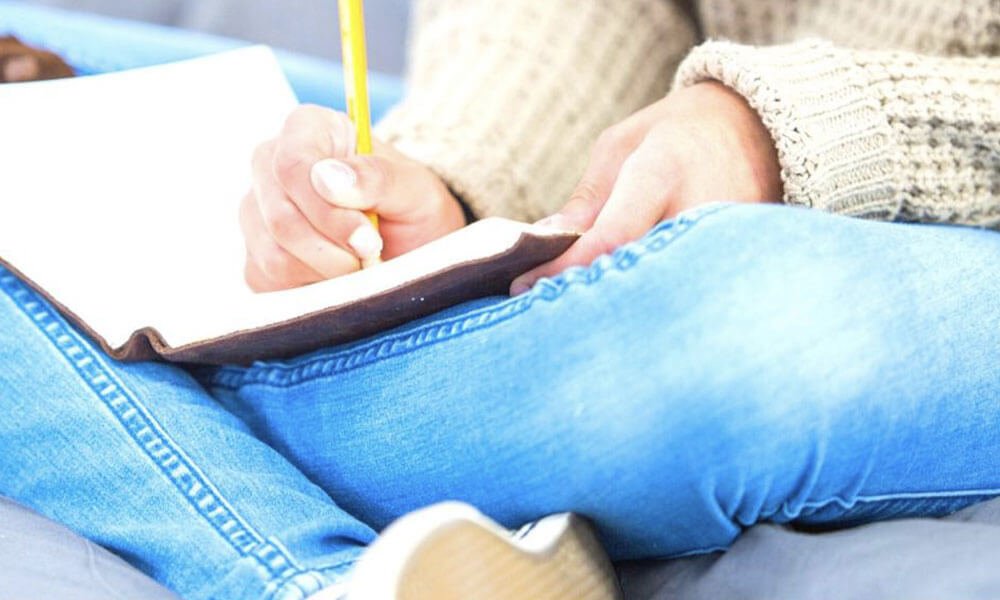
[0, 48, 566, 352]
[0, 47, 293, 346]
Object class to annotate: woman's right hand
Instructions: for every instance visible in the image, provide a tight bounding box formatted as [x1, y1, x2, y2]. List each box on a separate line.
[240, 105, 467, 292]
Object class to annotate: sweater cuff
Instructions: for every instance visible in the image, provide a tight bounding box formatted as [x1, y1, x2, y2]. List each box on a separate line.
[674, 39, 903, 219]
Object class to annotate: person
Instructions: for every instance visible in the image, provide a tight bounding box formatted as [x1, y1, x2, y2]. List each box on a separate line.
[2, 0, 999, 599]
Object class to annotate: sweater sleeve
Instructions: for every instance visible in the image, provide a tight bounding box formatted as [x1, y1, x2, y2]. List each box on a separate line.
[673, 39, 1000, 228]
[375, 0, 697, 222]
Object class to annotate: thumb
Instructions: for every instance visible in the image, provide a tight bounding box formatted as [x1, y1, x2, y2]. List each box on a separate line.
[512, 122, 654, 294]
[310, 144, 451, 224]
[535, 126, 641, 232]
[511, 141, 675, 295]
[535, 179, 608, 233]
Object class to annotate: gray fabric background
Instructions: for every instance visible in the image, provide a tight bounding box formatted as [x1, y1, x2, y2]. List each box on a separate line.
[618, 498, 1000, 599]
[0, 497, 180, 600]
[4, 495, 1000, 600]
[22, 0, 410, 74]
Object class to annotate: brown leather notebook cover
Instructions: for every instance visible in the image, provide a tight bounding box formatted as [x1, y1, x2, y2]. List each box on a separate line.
[0, 48, 578, 366]
[0, 231, 575, 365]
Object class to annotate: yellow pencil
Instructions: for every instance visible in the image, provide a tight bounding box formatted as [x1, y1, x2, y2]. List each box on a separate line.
[338, 0, 381, 260]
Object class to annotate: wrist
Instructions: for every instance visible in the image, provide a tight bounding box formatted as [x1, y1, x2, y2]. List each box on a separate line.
[685, 81, 783, 202]
[674, 40, 901, 218]
[714, 82, 783, 202]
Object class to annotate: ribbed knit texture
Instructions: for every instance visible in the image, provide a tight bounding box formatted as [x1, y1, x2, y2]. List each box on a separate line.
[377, 0, 1000, 227]
[375, 0, 696, 221]
[675, 40, 904, 218]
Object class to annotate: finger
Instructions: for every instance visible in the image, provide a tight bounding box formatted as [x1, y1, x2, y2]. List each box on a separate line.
[245, 242, 324, 292]
[272, 104, 360, 215]
[536, 96, 682, 231]
[538, 126, 643, 233]
[239, 193, 327, 291]
[251, 145, 361, 278]
[287, 160, 384, 261]
[511, 137, 678, 295]
[243, 250, 288, 293]
[309, 149, 447, 223]
[243, 249, 269, 292]
[270, 107, 391, 261]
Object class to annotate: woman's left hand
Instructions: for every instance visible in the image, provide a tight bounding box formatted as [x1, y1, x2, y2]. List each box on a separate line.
[510, 81, 783, 295]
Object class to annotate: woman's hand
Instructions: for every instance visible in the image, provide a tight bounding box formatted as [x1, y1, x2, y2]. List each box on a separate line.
[241, 105, 466, 292]
[511, 82, 783, 294]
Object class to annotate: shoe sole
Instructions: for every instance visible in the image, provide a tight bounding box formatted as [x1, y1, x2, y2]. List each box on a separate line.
[347, 502, 622, 600]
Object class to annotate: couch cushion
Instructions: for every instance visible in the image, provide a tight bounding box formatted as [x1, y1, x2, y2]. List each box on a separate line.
[0, 497, 179, 600]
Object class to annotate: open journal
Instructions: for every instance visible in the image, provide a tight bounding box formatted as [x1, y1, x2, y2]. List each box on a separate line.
[0, 47, 576, 365]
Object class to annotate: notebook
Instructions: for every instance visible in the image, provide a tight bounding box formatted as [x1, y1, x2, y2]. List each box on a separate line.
[0, 47, 576, 365]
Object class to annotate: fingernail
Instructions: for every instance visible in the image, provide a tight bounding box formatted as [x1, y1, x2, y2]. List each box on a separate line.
[348, 223, 384, 260]
[311, 159, 366, 208]
[510, 277, 533, 296]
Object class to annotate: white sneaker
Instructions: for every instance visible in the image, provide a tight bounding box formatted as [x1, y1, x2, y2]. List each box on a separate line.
[344, 502, 623, 600]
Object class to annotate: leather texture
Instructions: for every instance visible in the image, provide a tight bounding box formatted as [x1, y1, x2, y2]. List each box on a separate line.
[0, 232, 576, 366]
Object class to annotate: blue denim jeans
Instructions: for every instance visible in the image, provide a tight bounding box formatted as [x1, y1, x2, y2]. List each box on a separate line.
[3, 203, 1000, 600]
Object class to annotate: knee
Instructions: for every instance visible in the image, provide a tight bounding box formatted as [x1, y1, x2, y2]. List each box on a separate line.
[583, 358, 872, 524]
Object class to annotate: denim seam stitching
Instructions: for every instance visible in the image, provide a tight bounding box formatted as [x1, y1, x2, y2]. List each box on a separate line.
[312, 558, 358, 575]
[208, 203, 734, 390]
[774, 487, 1000, 521]
[269, 570, 329, 600]
[210, 293, 534, 390]
[0, 271, 309, 588]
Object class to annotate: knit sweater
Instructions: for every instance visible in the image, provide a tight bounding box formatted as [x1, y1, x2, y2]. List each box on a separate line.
[374, 0, 1000, 228]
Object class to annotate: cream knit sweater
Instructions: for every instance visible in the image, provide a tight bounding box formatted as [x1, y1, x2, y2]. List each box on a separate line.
[375, 0, 999, 228]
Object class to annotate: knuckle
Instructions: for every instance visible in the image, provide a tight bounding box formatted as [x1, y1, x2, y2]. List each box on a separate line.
[265, 204, 301, 242]
[568, 179, 604, 207]
[328, 112, 356, 155]
[645, 121, 675, 143]
[625, 138, 677, 177]
[259, 248, 295, 279]
[594, 125, 631, 154]
[616, 145, 681, 210]
[284, 106, 354, 157]
[328, 110, 353, 130]
[251, 139, 276, 170]
[643, 124, 683, 159]
[272, 144, 309, 187]
[620, 145, 655, 174]
[282, 104, 329, 132]
[351, 154, 392, 193]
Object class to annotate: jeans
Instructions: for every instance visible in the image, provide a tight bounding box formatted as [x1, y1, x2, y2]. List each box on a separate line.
[3, 203, 1000, 600]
